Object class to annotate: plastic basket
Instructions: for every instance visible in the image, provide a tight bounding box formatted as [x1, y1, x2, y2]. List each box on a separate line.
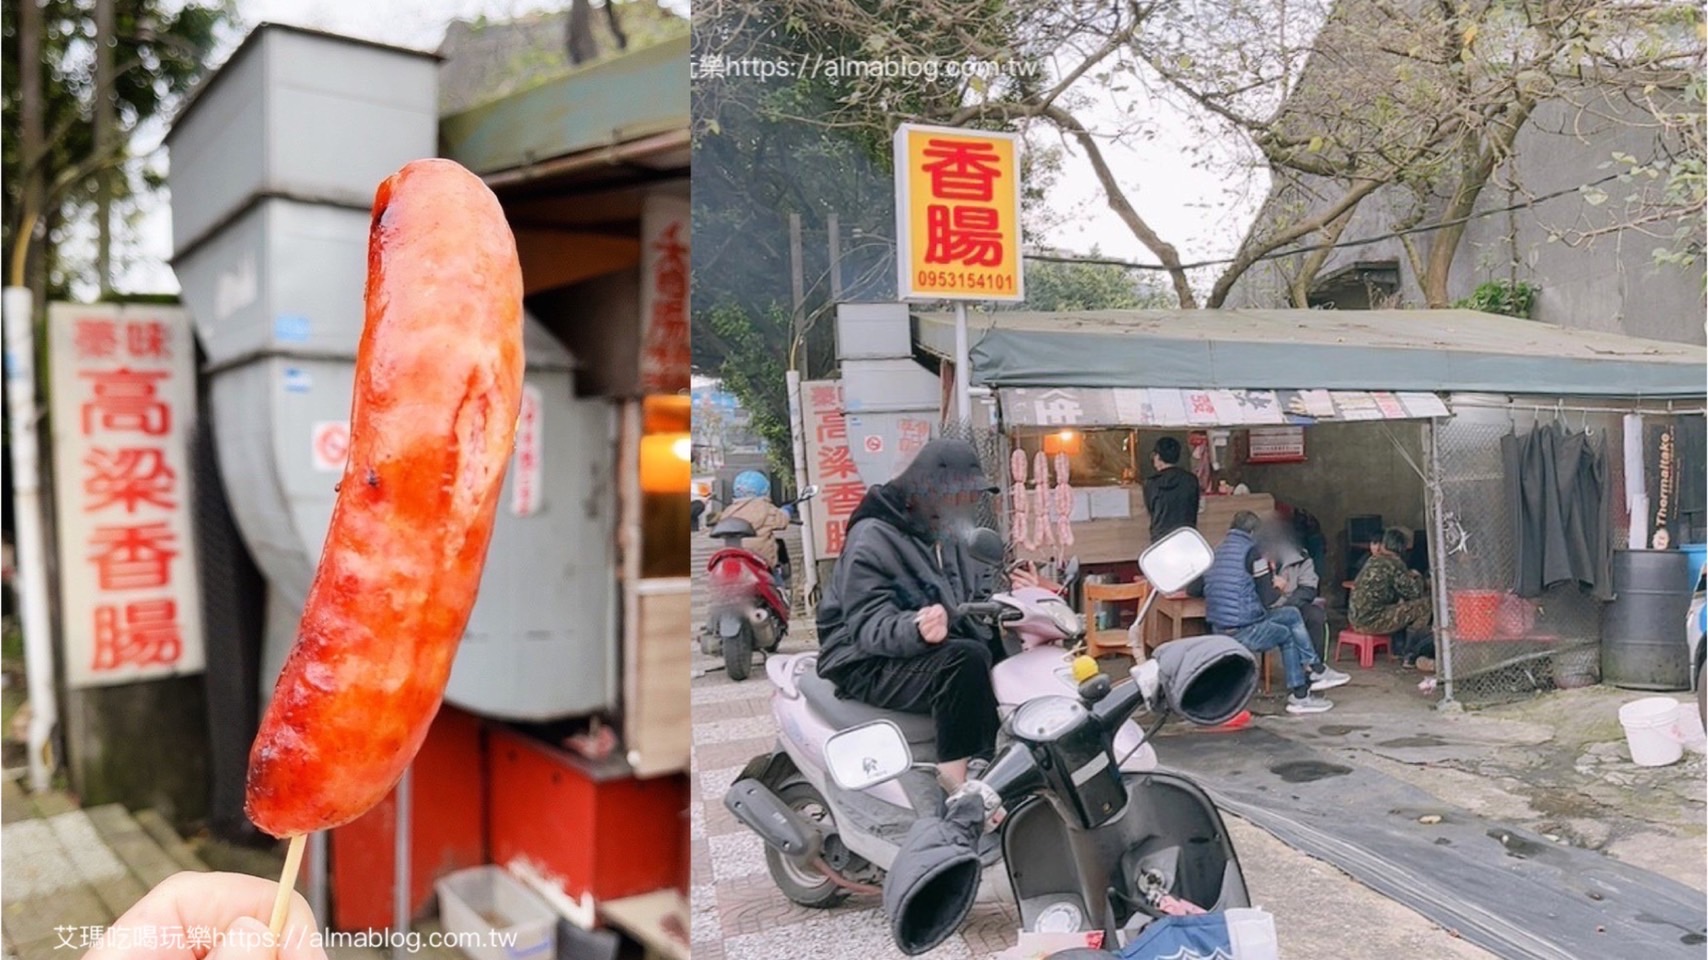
[1451, 590, 1502, 642]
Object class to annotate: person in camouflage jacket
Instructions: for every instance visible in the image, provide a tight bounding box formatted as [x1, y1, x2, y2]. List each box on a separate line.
[1349, 527, 1434, 667]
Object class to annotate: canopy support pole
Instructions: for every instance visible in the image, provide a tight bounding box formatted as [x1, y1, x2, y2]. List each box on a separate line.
[1424, 419, 1456, 707]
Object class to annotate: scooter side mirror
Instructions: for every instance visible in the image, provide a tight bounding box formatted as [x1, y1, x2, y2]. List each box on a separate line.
[824, 720, 914, 792]
[967, 527, 1006, 568]
[798, 484, 820, 500]
[1138, 527, 1215, 594]
[1061, 556, 1082, 587]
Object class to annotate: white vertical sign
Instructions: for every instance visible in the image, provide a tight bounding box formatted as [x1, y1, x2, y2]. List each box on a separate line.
[638, 191, 690, 394]
[511, 383, 543, 517]
[49, 304, 205, 688]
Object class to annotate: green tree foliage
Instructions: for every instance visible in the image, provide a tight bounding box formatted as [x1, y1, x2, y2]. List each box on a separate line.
[3, 0, 230, 297]
[702, 302, 797, 480]
[1009, 255, 1174, 311]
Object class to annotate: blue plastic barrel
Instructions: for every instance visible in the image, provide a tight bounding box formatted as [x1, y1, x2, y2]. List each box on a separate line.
[1680, 543, 1707, 590]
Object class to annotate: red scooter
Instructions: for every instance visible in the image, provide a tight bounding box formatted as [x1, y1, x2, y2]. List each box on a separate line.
[702, 486, 818, 680]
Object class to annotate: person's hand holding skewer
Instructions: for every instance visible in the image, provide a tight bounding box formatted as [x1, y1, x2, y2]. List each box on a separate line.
[82, 872, 327, 960]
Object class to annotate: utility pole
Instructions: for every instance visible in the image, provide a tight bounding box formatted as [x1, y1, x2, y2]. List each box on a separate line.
[788, 212, 805, 372]
[95, 0, 116, 297]
[784, 212, 821, 607]
[827, 212, 842, 302]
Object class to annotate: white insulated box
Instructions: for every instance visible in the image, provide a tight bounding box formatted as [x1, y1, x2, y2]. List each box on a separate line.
[172, 198, 373, 368]
[166, 24, 440, 255]
[840, 358, 943, 413]
[836, 301, 915, 360]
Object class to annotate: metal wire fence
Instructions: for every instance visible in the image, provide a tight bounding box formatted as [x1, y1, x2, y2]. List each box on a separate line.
[1435, 410, 1629, 704]
[939, 416, 1010, 538]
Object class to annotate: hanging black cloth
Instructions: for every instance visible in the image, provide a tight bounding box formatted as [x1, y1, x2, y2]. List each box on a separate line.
[1509, 421, 1611, 599]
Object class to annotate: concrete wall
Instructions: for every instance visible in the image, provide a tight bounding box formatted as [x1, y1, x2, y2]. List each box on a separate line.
[1226, 93, 1705, 346]
[1231, 422, 1429, 605]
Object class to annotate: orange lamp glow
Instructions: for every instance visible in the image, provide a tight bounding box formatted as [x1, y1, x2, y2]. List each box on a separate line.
[641, 432, 691, 493]
[1043, 429, 1082, 456]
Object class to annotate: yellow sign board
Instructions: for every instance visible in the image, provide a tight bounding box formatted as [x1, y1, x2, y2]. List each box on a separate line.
[893, 123, 1024, 302]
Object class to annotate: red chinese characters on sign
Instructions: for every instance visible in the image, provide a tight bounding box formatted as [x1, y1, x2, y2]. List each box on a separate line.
[58, 311, 195, 680]
[817, 445, 860, 481]
[922, 139, 1004, 201]
[81, 368, 171, 436]
[511, 385, 543, 517]
[74, 319, 120, 359]
[89, 523, 178, 591]
[898, 419, 931, 454]
[804, 382, 866, 558]
[83, 448, 176, 512]
[922, 139, 1006, 267]
[91, 599, 184, 671]
[126, 321, 171, 359]
[639, 202, 690, 395]
[925, 205, 1004, 266]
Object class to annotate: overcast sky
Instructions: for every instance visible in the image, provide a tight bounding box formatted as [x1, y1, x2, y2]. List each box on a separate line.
[111, 0, 1263, 299]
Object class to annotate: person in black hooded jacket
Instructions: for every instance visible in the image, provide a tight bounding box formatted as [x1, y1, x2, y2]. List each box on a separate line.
[816, 439, 1004, 790]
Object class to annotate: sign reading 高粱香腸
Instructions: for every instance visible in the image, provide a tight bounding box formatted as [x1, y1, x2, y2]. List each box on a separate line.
[893, 123, 1024, 302]
[48, 304, 205, 689]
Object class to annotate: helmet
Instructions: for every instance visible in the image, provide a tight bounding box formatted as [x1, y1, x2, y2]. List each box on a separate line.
[733, 470, 771, 500]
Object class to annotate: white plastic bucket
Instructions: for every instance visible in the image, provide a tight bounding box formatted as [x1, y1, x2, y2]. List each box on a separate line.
[1619, 697, 1685, 767]
[1673, 699, 1707, 754]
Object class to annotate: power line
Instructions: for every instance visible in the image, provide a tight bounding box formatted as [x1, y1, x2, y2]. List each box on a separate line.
[1022, 170, 1635, 273]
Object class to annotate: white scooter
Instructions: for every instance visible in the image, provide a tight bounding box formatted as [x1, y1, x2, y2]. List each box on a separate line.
[723, 527, 1244, 922]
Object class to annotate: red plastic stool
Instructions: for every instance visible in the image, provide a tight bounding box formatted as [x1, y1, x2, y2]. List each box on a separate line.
[1335, 629, 1391, 668]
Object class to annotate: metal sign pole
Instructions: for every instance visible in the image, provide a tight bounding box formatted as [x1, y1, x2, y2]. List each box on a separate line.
[954, 301, 971, 426]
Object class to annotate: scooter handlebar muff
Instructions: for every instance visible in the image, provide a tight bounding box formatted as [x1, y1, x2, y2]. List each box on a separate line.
[884, 792, 987, 955]
[1153, 634, 1258, 727]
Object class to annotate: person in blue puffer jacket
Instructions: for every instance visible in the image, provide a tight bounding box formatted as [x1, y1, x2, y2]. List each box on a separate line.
[1204, 511, 1349, 714]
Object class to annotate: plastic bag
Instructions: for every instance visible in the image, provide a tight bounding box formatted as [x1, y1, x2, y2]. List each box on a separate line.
[1117, 908, 1278, 960]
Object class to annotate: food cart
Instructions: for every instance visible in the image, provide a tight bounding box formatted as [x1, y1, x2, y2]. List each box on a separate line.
[817, 303, 1705, 704]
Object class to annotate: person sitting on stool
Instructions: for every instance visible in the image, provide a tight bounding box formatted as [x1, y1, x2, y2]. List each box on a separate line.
[1204, 511, 1350, 714]
[1259, 512, 1327, 652]
[1349, 526, 1435, 671]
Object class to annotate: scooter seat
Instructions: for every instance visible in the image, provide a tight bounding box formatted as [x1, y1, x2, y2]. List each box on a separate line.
[798, 672, 939, 761]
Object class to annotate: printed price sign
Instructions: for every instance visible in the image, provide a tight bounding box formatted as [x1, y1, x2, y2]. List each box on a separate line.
[49, 304, 204, 688]
[894, 123, 1024, 302]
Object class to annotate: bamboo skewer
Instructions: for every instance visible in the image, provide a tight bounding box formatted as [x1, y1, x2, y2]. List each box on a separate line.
[269, 834, 309, 936]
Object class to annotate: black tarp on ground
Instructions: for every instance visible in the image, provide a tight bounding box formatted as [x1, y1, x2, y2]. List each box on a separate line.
[1156, 728, 1706, 960]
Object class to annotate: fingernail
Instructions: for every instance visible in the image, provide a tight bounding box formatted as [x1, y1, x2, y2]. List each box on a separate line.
[214, 917, 276, 958]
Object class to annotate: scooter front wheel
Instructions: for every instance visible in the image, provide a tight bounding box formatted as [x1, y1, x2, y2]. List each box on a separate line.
[724, 624, 754, 681]
[765, 781, 849, 908]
